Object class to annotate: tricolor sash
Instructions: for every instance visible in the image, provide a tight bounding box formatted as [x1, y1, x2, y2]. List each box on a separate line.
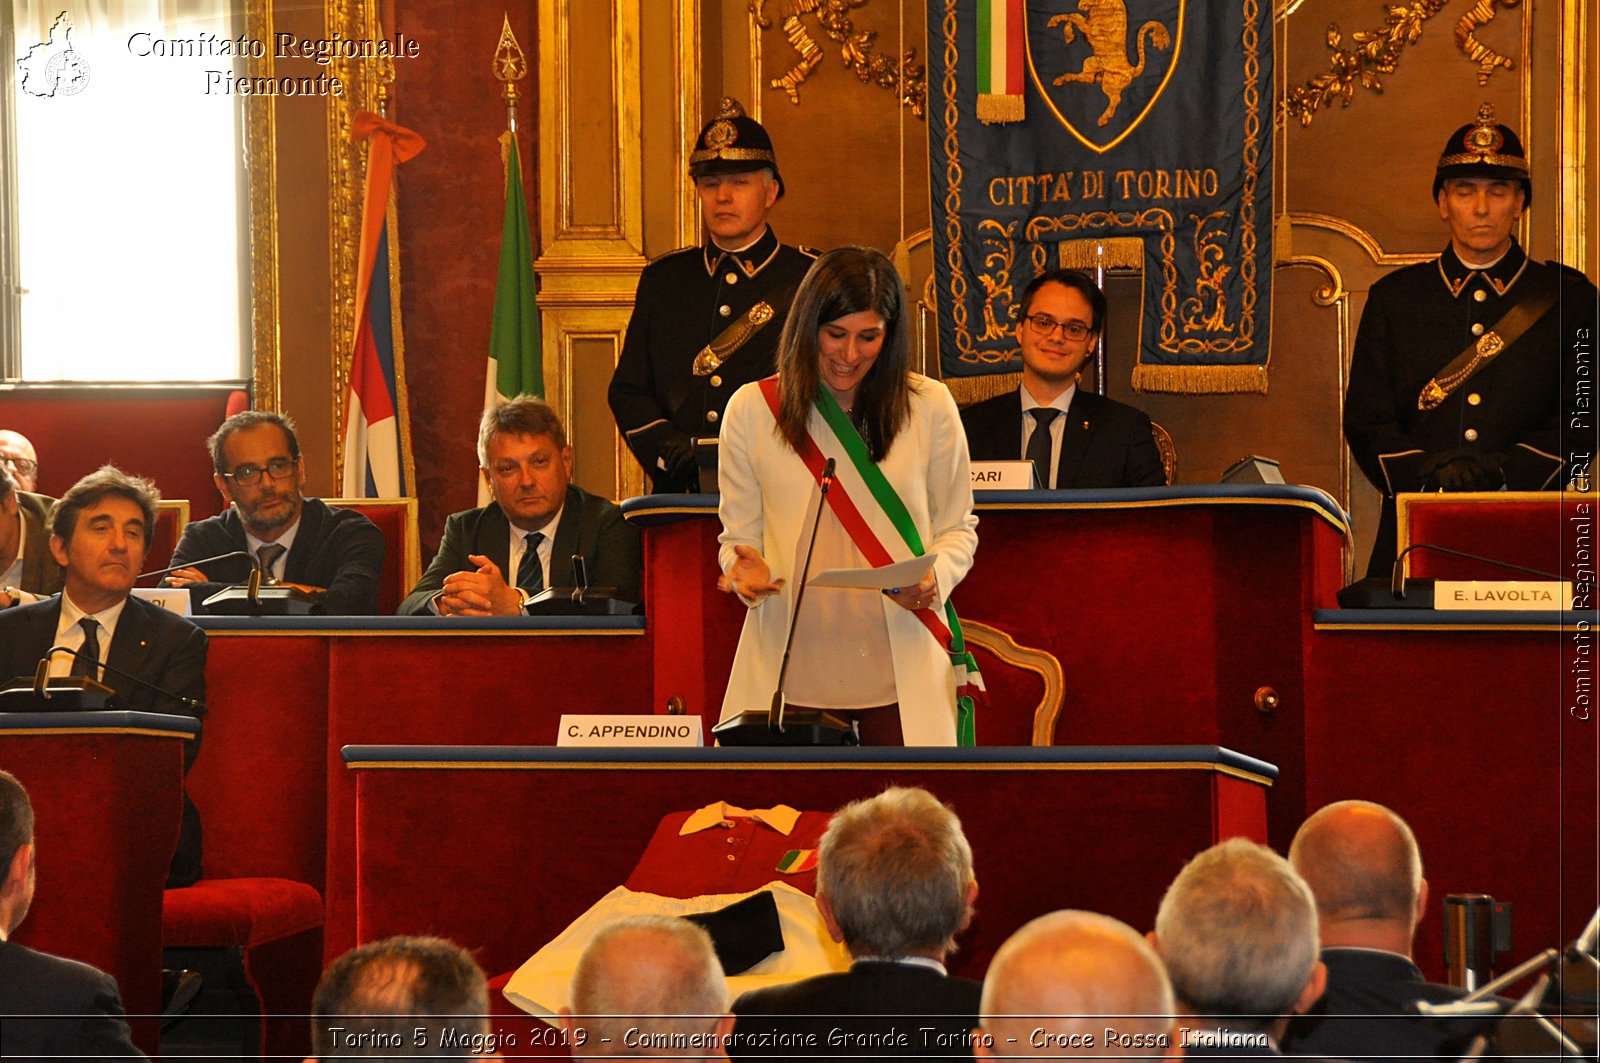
[759, 378, 984, 745]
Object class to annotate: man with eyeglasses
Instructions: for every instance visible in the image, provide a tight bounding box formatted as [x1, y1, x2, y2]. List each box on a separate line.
[0, 460, 62, 609]
[0, 430, 39, 493]
[960, 268, 1165, 489]
[164, 410, 386, 614]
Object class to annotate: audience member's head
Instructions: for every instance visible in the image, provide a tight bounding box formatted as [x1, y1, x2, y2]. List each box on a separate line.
[0, 769, 37, 937]
[1151, 838, 1326, 1036]
[476, 396, 574, 533]
[309, 936, 490, 1060]
[564, 916, 732, 1059]
[979, 910, 1177, 1059]
[817, 786, 977, 961]
[49, 466, 159, 611]
[1289, 800, 1427, 956]
[207, 410, 307, 538]
[0, 430, 38, 493]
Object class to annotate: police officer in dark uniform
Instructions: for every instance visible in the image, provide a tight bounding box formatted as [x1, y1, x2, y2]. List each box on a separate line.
[609, 98, 819, 493]
[1344, 103, 1598, 574]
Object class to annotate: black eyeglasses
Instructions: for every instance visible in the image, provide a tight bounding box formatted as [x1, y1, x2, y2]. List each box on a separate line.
[0, 456, 37, 477]
[1024, 314, 1094, 342]
[222, 459, 296, 486]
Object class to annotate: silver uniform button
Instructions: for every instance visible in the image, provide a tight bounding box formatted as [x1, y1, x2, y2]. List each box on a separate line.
[725, 272, 738, 284]
[1467, 392, 1481, 406]
[1463, 428, 1479, 442]
[1470, 323, 1484, 336]
[719, 304, 731, 317]
[710, 375, 723, 387]
[1473, 289, 1487, 302]
[707, 409, 720, 423]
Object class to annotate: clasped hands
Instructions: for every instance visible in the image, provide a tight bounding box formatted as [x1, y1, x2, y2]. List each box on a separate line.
[436, 555, 526, 616]
[716, 543, 938, 613]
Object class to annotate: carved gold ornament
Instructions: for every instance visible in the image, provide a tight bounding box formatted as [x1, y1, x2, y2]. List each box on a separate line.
[752, 0, 927, 119]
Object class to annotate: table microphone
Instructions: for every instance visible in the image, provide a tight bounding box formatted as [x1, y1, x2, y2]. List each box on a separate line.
[139, 551, 257, 582]
[35, 645, 207, 715]
[1390, 543, 1560, 600]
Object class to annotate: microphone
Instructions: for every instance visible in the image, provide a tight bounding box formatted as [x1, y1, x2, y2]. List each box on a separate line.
[769, 458, 836, 732]
[1391, 543, 1560, 600]
[37, 644, 207, 716]
[141, 550, 256, 582]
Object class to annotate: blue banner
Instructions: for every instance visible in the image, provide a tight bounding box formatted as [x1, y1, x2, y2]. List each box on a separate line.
[930, 0, 1274, 393]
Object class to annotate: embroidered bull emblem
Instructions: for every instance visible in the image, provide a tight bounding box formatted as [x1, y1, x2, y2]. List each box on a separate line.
[1049, 0, 1172, 127]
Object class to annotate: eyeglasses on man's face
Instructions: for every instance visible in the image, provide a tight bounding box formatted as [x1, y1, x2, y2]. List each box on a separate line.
[222, 459, 297, 486]
[0, 456, 37, 478]
[1023, 314, 1094, 342]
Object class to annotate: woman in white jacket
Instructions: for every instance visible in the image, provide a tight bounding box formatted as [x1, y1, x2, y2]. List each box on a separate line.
[715, 246, 979, 745]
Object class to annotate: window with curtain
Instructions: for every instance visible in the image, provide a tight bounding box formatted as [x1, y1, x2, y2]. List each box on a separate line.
[2, 0, 248, 382]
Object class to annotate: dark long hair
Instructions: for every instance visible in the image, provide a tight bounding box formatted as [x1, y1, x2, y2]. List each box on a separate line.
[775, 246, 914, 462]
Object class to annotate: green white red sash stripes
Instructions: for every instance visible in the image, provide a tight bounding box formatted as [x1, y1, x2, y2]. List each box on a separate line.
[976, 0, 1025, 124]
[759, 378, 983, 745]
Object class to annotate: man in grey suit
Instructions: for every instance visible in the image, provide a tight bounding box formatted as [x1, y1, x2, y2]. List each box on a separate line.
[0, 769, 146, 1060]
[400, 397, 641, 614]
[960, 269, 1165, 489]
[0, 461, 62, 608]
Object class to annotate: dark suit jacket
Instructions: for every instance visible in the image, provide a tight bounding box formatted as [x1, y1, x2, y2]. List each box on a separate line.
[0, 595, 208, 885]
[398, 485, 641, 615]
[0, 940, 145, 1059]
[14, 491, 63, 598]
[730, 961, 982, 1061]
[960, 388, 1166, 488]
[1282, 948, 1486, 1062]
[169, 497, 385, 615]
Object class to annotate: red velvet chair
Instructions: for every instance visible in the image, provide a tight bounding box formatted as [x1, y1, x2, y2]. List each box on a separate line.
[1396, 490, 1592, 582]
[162, 636, 330, 1060]
[323, 497, 420, 614]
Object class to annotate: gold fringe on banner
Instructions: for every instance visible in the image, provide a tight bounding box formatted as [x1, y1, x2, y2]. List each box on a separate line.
[1132, 363, 1269, 395]
[976, 93, 1025, 124]
[946, 371, 1024, 407]
[1056, 237, 1145, 271]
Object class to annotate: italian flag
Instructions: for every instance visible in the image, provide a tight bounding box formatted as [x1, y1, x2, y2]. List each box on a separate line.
[976, 0, 1025, 123]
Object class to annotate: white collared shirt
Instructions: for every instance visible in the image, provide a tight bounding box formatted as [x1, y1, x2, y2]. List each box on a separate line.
[507, 505, 564, 592]
[51, 592, 130, 677]
[1020, 384, 1077, 489]
[244, 518, 301, 581]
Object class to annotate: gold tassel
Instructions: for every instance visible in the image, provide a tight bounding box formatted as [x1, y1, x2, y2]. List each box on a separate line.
[943, 371, 1026, 406]
[1055, 238, 1145, 271]
[1132, 363, 1269, 395]
[977, 94, 1026, 124]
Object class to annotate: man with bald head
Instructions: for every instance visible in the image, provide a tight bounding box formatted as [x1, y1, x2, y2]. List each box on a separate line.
[0, 430, 38, 493]
[977, 910, 1178, 1059]
[563, 915, 733, 1060]
[1282, 800, 1481, 1061]
[309, 935, 491, 1060]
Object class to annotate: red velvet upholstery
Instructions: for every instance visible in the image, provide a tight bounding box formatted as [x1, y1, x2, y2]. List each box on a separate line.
[1398, 491, 1591, 581]
[163, 878, 324, 948]
[0, 386, 244, 519]
[324, 498, 419, 615]
[348, 757, 1270, 983]
[322, 631, 654, 960]
[0, 724, 188, 1057]
[1306, 622, 1593, 982]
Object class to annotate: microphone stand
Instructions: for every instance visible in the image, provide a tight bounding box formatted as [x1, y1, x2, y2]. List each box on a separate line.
[713, 458, 857, 747]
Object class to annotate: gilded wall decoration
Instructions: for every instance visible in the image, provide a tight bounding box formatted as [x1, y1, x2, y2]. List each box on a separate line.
[245, 0, 280, 411]
[1282, 0, 1524, 126]
[751, 0, 928, 118]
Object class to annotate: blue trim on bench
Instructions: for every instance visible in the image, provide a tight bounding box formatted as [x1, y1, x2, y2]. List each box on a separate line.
[0, 710, 201, 734]
[339, 743, 1278, 779]
[1313, 609, 1581, 627]
[622, 485, 1348, 530]
[194, 615, 645, 633]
